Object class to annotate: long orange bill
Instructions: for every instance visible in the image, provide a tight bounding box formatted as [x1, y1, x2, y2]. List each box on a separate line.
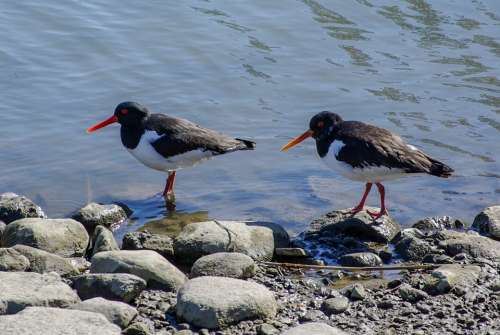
[87, 115, 118, 133]
[281, 130, 314, 152]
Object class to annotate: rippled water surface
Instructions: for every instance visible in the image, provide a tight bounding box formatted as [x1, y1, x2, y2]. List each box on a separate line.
[1, 0, 499, 235]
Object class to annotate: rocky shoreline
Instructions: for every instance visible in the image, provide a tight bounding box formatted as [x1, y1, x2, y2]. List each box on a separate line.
[0, 192, 499, 334]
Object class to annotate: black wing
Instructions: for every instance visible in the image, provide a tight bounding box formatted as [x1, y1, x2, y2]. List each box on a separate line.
[145, 114, 254, 158]
[335, 121, 453, 177]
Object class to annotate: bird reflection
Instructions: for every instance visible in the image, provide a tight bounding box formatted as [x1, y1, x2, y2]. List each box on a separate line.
[138, 209, 209, 238]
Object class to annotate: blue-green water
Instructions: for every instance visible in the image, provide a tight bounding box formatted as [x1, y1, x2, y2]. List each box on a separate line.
[1, 0, 498, 235]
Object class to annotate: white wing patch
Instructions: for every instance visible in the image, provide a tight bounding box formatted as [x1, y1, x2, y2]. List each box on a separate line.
[127, 131, 214, 172]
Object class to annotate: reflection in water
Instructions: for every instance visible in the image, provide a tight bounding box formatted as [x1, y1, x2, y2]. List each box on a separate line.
[139, 210, 209, 238]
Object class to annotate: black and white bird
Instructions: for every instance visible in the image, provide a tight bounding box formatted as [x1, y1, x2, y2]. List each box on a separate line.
[281, 111, 453, 220]
[87, 102, 255, 204]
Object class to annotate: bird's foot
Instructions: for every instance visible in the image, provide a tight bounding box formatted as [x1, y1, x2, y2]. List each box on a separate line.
[163, 192, 176, 210]
[350, 205, 365, 215]
[367, 208, 388, 220]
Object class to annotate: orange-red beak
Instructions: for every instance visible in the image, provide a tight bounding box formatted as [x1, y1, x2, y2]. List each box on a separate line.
[281, 130, 314, 152]
[87, 115, 118, 133]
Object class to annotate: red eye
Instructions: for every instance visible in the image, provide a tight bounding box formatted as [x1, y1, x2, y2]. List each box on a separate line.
[317, 121, 324, 128]
[121, 109, 129, 115]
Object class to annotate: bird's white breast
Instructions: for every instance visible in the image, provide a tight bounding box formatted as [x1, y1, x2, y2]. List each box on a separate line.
[126, 131, 213, 172]
[320, 141, 408, 182]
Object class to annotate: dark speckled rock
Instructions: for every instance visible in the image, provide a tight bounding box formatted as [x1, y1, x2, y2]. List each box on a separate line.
[0, 193, 45, 224]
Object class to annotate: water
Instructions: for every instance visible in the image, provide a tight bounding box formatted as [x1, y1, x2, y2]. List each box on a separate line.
[1, 0, 499, 237]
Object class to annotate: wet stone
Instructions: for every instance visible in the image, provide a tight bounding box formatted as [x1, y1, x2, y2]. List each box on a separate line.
[122, 231, 174, 259]
[0, 193, 45, 224]
[72, 202, 127, 234]
[339, 252, 383, 267]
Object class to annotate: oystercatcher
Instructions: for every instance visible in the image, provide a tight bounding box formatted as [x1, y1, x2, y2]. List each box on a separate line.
[281, 111, 453, 219]
[87, 102, 255, 204]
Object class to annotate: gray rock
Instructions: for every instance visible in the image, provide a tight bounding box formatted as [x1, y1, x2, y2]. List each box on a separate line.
[0, 220, 6, 240]
[0, 248, 30, 271]
[275, 248, 309, 258]
[173, 221, 277, 264]
[281, 322, 348, 335]
[69, 257, 91, 273]
[322, 296, 349, 314]
[428, 264, 481, 294]
[0, 306, 120, 334]
[70, 297, 137, 328]
[176, 276, 277, 329]
[90, 250, 187, 291]
[2, 218, 89, 257]
[12, 244, 80, 276]
[123, 321, 154, 335]
[72, 202, 127, 233]
[473, 206, 500, 240]
[413, 216, 465, 231]
[349, 284, 367, 300]
[0, 272, 80, 314]
[398, 283, 428, 302]
[257, 323, 280, 335]
[395, 234, 434, 262]
[93, 225, 119, 256]
[122, 231, 174, 259]
[71, 273, 146, 303]
[0, 193, 45, 224]
[306, 208, 400, 243]
[339, 252, 383, 267]
[440, 230, 500, 261]
[245, 221, 290, 249]
[190, 252, 256, 279]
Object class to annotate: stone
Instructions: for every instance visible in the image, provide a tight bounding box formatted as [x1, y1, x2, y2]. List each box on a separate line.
[0, 272, 80, 314]
[173, 221, 278, 264]
[349, 284, 367, 300]
[70, 297, 138, 328]
[123, 321, 154, 335]
[122, 231, 174, 259]
[275, 248, 309, 258]
[472, 206, 500, 240]
[0, 220, 6, 240]
[12, 244, 80, 276]
[281, 322, 348, 335]
[322, 296, 349, 314]
[190, 252, 256, 279]
[398, 284, 428, 302]
[176, 276, 277, 329]
[257, 323, 279, 335]
[395, 232, 434, 262]
[0, 248, 30, 271]
[0, 306, 120, 334]
[0, 193, 45, 224]
[245, 221, 290, 249]
[439, 230, 500, 261]
[413, 216, 465, 231]
[90, 250, 187, 291]
[71, 273, 146, 303]
[306, 208, 400, 243]
[92, 225, 119, 256]
[72, 202, 127, 233]
[428, 264, 481, 294]
[339, 252, 383, 267]
[2, 218, 89, 257]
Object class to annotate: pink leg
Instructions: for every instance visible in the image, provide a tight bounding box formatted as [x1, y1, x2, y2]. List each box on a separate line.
[367, 183, 388, 220]
[351, 183, 373, 214]
[163, 171, 176, 197]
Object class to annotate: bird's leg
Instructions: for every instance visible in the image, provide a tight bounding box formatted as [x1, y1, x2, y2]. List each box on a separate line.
[367, 183, 388, 220]
[350, 183, 372, 214]
[163, 171, 176, 207]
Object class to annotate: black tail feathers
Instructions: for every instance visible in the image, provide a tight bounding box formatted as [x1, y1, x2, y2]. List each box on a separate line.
[429, 159, 454, 178]
[236, 138, 256, 150]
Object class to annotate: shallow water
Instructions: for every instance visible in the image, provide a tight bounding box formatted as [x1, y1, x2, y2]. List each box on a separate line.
[1, 0, 499, 236]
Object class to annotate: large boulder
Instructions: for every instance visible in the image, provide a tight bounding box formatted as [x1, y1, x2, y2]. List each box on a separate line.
[0, 272, 80, 314]
[173, 221, 282, 264]
[339, 252, 382, 267]
[306, 208, 400, 243]
[281, 322, 348, 335]
[92, 226, 119, 256]
[0, 307, 121, 335]
[472, 206, 500, 240]
[425, 264, 481, 294]
[394, 229, 435, 262]
[122, 231, 174, 259]
[2, 218, 89, 257]
[176, 276, 277, 329]
[439, 230, 500, 261]
[0, 193, 45, 224]
[70, 297, 137, 329]
[0, 248, 30, 271]
[71, 273, 146, 303]
[72, 202, 127, 233]
[90, 250, 186, 291]
[190, 252, 256, 279]
[12, 245, 80, 276]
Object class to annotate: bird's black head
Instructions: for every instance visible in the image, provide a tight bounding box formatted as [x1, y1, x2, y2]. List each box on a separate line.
[281, 111, 343, 151]
[87, 101, 149, 133]
[114, 101, 149, 128]
[309, 111, 343, 140]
